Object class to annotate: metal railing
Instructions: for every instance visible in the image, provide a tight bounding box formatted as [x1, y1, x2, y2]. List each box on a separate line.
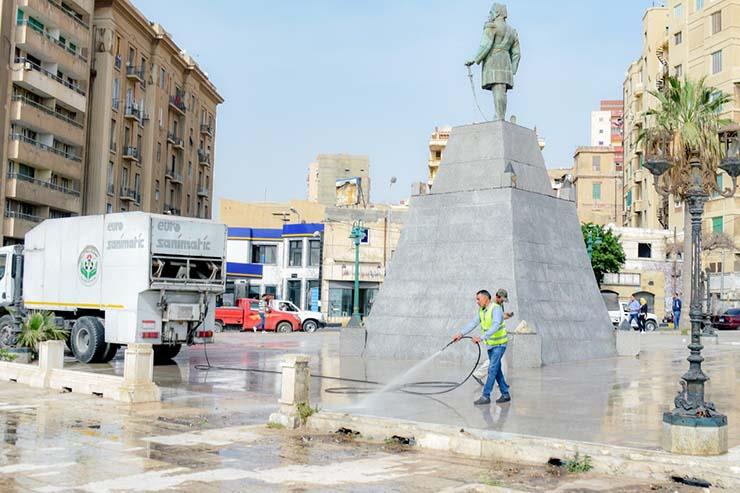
[4, 210, 44, 223]
[16, 20, 87, 62]
[47, 0, 89, 29]
[167, 132, 184, 147]
[126, 64, 145, 80]
[197, 149, 210, 164]
[107, 183, 115, 195]
[7, 172, 80, 196]
[13, 57, 85, 96]
[122, 146, 140, 161]
[112, 98, 120, 110]
[165, 168, 184, 183]
[200, 124, 213, 135]
[120, 187, 141, 203]
[11, 95, 83, 128]
[164, 204, 181, 215]
[124, 103, 141, 120]
[169, 95, 186, 113]
[9, 133, 81, 162]
[109, 142, 117, 153]
[197, 186, 209, 197]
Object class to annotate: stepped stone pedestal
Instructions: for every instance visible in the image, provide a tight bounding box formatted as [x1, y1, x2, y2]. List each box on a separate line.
[349, 121, 616, 365]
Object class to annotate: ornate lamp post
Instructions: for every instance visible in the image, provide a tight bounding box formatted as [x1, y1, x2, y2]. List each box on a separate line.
[643, 132, 738, 455]
[347, 221, 364, 328]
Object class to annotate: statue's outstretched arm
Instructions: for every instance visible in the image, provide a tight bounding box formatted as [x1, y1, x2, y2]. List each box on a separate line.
[510, 32, 521, 74]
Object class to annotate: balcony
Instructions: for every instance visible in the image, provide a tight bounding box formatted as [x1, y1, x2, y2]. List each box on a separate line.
[167, 132, 184, 150]
[3, 210, 44, 239]
[122, 146, 140, 162]
[165, 168, 184, 184]
[197, 186, 209, 198]
[197, 149, 211, 166]
[109, 142, 117, 154]
[10, 95, 84, 145]
[107, 183, 115, 195]
[163, 204, 181, 215]
[124, 103, 141, 122]
[633, 199, 647, 211]
[200, 124, 213, 137]
[12, 58, 86, 112]
[120, 187, 141, 203]
[169, 95, 186, 115]
[125, 64, 145, 83]
[17, 0, 89, 43]
[8, 133, 81, 178]
[15, 21, 88, 79]
[5, 173, 81, 213]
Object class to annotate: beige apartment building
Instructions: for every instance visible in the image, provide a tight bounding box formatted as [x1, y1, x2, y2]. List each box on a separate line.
[1, 0, 93, 244]
[623, 1, 740, 272]
[85, 0, 222, 219]
[572, 146, 623, 225]
[307, 154, 370, 206]
[427, 125, 450, 190]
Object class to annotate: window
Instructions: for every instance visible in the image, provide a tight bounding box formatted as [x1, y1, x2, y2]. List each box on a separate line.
[252, 245, 277, 265]
[160, 67, 165, 88]
[187, 194, 191, 214]
[308, 239, 321, 266]
[638, 243, 652, 259]
[155, 180, 160, 201]
[674, 64, 683, 78]
[696, 0, 704, 10]
[712, 216, 723, 233]
[674, 3, 683, 19]
[112, 78, 120, 106]
[626, 190, 632, 208]
[107, 161, 114, 192]
[127, 46, 135, 65]
[602, 273, 640, 286]
[121, 167, 128, 188]
[287, 280, 301, 307]
[288, 240, 303, 267]
[711, 10, 721, 34]
[156, 142, 161, 162]
[106, 203, 113, 213]
[712, 50, 722, 74]
[134, 173, 141, 197]
[158, 107, 163, 128]
[674, 31, 682, 45]
[109, 120, 116, 149]
[592, 155, 601, 171]
[592, 183, 602, 200]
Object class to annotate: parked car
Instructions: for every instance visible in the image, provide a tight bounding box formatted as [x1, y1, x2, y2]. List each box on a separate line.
[270, 299, 325, 332]
[214, 298, 301, 333]
[608, 301, 659, 332]
[711, 308, 740, 330]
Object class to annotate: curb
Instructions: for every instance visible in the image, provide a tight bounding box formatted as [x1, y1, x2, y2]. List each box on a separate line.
[307, 411, 740, 488]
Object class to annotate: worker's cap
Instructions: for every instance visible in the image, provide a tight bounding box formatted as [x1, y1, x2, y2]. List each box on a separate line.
[495, 288, 509, 301]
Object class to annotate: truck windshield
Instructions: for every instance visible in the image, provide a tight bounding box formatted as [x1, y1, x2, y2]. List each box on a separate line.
[0, 255, 6, 279]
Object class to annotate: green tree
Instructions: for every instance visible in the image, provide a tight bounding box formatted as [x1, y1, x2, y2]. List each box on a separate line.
[639, 76, 731, 329]
[581, 223, 625, 285]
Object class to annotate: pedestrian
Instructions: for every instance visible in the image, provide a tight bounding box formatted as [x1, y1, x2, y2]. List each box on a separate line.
[628, 295, 640, 330]
[638, 297, 648, 332]
[257, 295, 269, 333]
[472, 309, 513, 387]
[452, 289, 511, 405]
[672, 293, 682, 330]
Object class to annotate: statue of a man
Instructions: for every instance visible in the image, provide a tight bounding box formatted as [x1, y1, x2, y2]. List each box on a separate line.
[466, 3, 521, 121]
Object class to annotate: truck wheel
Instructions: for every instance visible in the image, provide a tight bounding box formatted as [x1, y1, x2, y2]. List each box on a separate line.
[0, 315, 18, 348]
[276, 321, 292, 333]
[153, 344, 181, 363]
[71, 317, 106, 364]
[101, 343, 119, 363]
[302, 320, 318, 333]
[213, 321, 224, 333]
[645, 320, 657, 332]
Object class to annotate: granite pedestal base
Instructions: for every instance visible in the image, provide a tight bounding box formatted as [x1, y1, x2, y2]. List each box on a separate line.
[662, 414, 728, 455]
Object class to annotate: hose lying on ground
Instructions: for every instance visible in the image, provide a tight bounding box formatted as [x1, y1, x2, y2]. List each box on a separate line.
[194, 336, 481, 396]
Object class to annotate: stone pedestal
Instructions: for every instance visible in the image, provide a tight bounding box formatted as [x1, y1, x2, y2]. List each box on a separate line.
[30, 341, 64, 388]
[506, 332, 541, 368]
[616, 330, 640, 357]
[269, 354, 310, 429]
[117, 344, 161, 403]
[662, 415, 728, 455]
[340, 328, 367, 357]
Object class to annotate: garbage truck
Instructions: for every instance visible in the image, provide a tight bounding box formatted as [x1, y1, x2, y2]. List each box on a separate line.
[0, 212, 226, 363]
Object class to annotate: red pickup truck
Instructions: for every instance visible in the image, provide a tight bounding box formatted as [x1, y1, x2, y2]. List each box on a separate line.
[214, 298, 301, 333]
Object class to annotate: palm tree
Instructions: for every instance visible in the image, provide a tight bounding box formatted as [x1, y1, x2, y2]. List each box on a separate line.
[639, 76, 732, 330]
[16, 312, 68, 355]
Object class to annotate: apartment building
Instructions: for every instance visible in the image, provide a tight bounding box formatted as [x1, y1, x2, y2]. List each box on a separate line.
[2, 0, 93, 245]
[623, 1, 740, 271]
[590, 100, 624, 166]
[427, 125, 450, 190]
[85, 0, 223, 219]
[572, 146, 623, 225]
[307, 154, 370, 206]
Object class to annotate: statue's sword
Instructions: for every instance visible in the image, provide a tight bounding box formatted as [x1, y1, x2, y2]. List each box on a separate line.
[467, 65, 490, 122]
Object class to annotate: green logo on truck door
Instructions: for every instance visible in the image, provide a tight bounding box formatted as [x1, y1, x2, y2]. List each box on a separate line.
[78, 246, 100, 286]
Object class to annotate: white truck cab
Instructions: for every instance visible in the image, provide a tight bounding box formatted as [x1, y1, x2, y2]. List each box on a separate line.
[270, 299, 325, 332]
[609, 301, 659, 332]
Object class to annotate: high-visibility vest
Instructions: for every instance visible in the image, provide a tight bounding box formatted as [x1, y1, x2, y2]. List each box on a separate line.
[480, 302, 508, 346]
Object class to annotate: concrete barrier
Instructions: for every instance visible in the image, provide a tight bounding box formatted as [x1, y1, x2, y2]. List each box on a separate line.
[269, 354, 310, 429]
[0, 341, 160, 403]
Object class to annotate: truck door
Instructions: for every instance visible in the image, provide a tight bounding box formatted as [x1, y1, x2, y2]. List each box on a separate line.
[0, 252, 11, 304]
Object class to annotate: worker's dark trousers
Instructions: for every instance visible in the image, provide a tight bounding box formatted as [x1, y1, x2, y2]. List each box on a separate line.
[482, 344, 509, 399]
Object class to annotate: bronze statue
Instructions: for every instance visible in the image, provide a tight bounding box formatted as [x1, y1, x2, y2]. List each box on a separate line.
[466, 3, 521, 121]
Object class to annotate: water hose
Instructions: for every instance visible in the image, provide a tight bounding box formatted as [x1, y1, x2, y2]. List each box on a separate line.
[194, 336, 481, 397]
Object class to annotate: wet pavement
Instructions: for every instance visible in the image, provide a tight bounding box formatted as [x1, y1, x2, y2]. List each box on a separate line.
[0, 330, 736, 491]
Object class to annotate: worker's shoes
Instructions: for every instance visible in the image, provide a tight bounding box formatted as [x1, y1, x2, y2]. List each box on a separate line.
[495, 394, 511, 404]
[473, 396, 491, 405]
[472, 375, 484, 386]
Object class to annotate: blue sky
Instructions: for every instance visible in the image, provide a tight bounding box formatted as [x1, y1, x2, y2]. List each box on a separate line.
[136, 0, 653, 206]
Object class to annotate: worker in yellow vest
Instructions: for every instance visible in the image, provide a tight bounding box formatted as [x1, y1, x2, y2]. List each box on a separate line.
[452, 289, 511, 405]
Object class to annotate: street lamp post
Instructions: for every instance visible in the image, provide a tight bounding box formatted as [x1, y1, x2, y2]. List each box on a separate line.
[348, 220, 364, 327]
[643, 133, 740, 454]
